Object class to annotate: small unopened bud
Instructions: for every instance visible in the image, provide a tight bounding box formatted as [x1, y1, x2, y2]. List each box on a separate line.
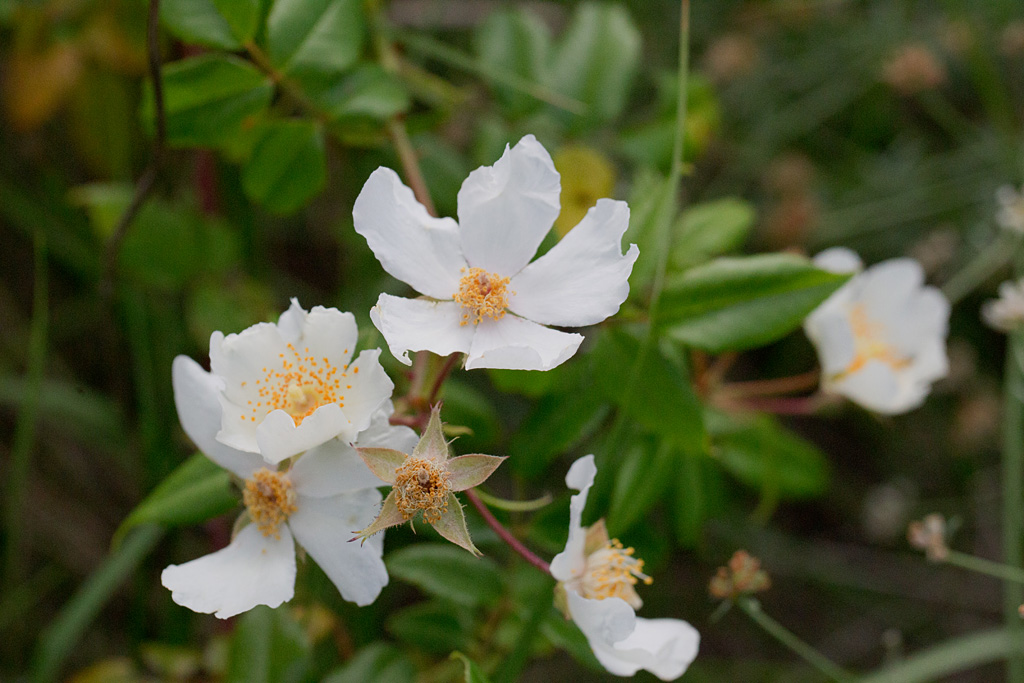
[882, 44, 946, 95]
[907, 513, 949, 562]
[709, 550, 771, 600]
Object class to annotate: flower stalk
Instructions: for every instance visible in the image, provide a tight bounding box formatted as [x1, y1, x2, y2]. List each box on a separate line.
[1003, 328, 1024, 682]
[464, 488, 550, 574]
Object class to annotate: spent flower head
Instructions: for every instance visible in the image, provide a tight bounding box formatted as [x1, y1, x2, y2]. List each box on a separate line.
[353, 135, 638, 371]
[907, 513, 949, 562]
[549, 455, 699, 680]
[708, 550, 771, 601]
[353, 405, 505, 555]
[804, 248, 949, 415]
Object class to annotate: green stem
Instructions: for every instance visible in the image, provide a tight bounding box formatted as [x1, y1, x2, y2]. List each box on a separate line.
[3, 232, 48, 589]
[858, 628, 1024, 683]
[945, 549, 1024, 585]
[1003, 328, 1024, 682]
[941, 232, 1020, 305]
[737, 598, 853, 682]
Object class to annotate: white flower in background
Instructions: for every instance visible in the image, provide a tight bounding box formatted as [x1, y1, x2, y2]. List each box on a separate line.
[983, 279, 1024, 333]
[996, 184, 1024, 233]
[163, 355, 418, 618]
[804, 248, 950, 415]
[353, 135, 639, 371]
[549, 455, 699, 680]
[200, 299, 394, 464]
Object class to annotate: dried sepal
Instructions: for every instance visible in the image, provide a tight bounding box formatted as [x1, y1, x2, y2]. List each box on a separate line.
[356, 447, 407, 484]
[447, 454, 507, 491]
[431, 492, 481, 556]
[412, 404, 450, 463]
[352, 491, 406, 544]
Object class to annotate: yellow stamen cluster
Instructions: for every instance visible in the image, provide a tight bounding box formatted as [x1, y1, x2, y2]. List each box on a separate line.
[580, 539, 652, 609]
[845, 304, 909, 375]
[452, 267, 510, 326]
[241, 342, 350, 426]
[243, 468, 297, 538]
[393, 457, 451, 523]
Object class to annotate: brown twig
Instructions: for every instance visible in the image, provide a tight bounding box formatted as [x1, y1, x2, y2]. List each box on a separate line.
[717, 369, 821, 399]
[387, 118, 437, 217]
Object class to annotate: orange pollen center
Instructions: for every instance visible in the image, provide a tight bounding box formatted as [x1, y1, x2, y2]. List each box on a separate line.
[243, 468, 297, 538]
[245, 342, 348, 426]
[393, 457, 451, 524]
[845, 304, 909, 374]
[452, 267, 510, 326]
[580, 539, 652, 609]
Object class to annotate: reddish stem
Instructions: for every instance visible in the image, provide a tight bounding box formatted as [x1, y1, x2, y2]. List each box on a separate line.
[722, 393, 829, 416]
[718, 369, 821, 399]
[427, 353, 462, 405]
[465, 489, 550, 575]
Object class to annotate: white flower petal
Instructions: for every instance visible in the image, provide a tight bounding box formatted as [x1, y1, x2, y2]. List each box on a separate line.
[813, 247, 864, 274]
[256, 403, 347, 465]
[289, 490, 388, 606]
[803, 310, 855, 377]
[465, 315, 583, 371]
[161, 523, 296, 619]
[334, 349, 393, 443]
[457, 135, 561, 275]
[370, 294, 474, 365]
[209, 324, 287, 406]
[353, 167, 466, 299]
[830, 361, 910, 414]
[550, 455, 597, 582]
[290, 439, 385, 497]
[857, 259, 925, 324]
[567, 591, 636, 656]
[508, 199, 639, 326]
[295, 305, 359, 368]
[599, 616, 701, 680]
[355, 401, 419, 453]
[886, 288, 949, 356]
[276, 298, 307, 344]
[910, 338, 949, 384]
[171, 356, 264, 479]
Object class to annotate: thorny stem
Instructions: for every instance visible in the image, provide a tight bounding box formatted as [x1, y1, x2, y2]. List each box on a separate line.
[465, 489, 550, 575]
[737, 598, 854, 682]
[100, 0, 164, 296]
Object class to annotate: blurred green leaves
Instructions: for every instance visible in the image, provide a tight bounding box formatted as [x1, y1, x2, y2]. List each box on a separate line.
[242, 120, 326, 214]
[160, 0, 261, 50]
[386, 544, 503, 608]
[226, 606, 311, 683]
[266, 0, 364, 76]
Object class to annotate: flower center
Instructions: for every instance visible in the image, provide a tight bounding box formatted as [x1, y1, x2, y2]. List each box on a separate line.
[452, 267, 510, 326]
[243, 468, 297, 538]
[246, 342, 348, 426]
[580, 539, 652, 609]
[393, 457, 451, 523]
[844, 304, 909, 375]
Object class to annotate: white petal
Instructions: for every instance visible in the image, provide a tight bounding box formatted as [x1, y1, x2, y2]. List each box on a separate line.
[296, 305, 359, 368]
[355, 401, 419, 453]
[599, 616, 701, 680]
[803, 309, 855, 377]
[550, 455, 597, 582]
[508, 199, 639, 326]
[370, 294, 474, 365]
[161, 523, 296, 619]
[909, 338, 949, 385]
[830, 361, 910, 414]
[813, 247, 863, 274]
[465, 315, 582, 371]
[353, 167, 466, 299]
[289, 490, 388, 606]
[256, 403, 347, 465]
[290, 439, 385, 497]
[334, 349, 394, 443]
[171, 356, 264, 479]
[857, 259, 925, 323]
[276, 298, 307, 344]
[209, 324, 288, 406]
[886, 287, 949, 356]
[567, 591, 636, 655]
[457, 135, 561, 275]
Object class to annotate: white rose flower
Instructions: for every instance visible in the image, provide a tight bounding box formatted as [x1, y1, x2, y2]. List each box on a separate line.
[804, 247, 950, 414]
[353, 134, 639, 371]
[202, 299, 394, 464]
[550, 455, 700, 680]
[983, 278, 1024, 333]
[162, 354, 417, 619]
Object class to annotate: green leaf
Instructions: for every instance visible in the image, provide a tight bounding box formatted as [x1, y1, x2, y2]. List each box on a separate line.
[31, 527, 163, 683]
[540, 609, 602, 671]
[113, 453, 238, 548]
[474, 9, 551, 118]
[213, 0, 261, 43]
[590, 328, 706, 454]
[267, 0, 364, 75]
[145, 55, 273, 148]
[226, 606, 311, 683]
[438, 380, 501, 453]
[241, 120, 327, 215]
[322, 643, 416, 683]
[508, 384, 608, 480]
[315, 65, 409, 122]
[707, 411, 830, 499]
[657, 253, 851, 352]
[387, 602, 472, 654]
[451, 652, 493, 683]
[671, 198, 756, 270]
[386, 543, 502, 607]
[608, 439, 676, 536]
[547, 2, 640, 129]
[160, 0, 241, 49]
[625, 170, 677, 294]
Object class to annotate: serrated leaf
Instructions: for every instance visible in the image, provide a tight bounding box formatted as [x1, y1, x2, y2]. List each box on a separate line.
[657, 253, 851, 352]
[386, 543, 502, 606]
[672, 198, 755, 270]
[226, 606, 311, 683]
[241, 120, 326, 214]
[144, 55, 273, 148]
[707, 411, 830, 499]
[474, 9, 551, 118]
[114, 453, 237, 548]
[267, 0, 364, 75]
